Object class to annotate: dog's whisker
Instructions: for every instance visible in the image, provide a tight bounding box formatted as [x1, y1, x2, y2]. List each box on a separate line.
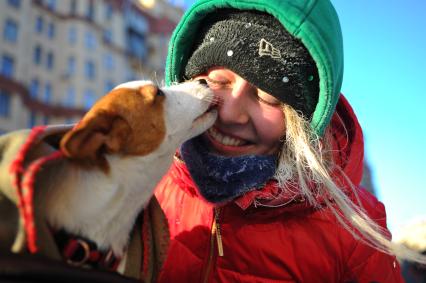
[201, 95, 223, 106]
[155, 72, 165, 88]
[152, 72, 159, 87]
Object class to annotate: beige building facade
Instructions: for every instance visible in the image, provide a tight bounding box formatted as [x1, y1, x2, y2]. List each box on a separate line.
[0, 0, 182, 133]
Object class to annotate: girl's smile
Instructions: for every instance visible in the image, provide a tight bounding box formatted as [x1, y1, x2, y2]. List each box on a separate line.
[196, 68, 286, 157]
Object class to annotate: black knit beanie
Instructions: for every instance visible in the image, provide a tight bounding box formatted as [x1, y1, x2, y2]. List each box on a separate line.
[184, 9, 320, 117]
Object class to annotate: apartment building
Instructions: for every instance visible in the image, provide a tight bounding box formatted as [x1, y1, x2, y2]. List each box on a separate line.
[0, 0, 182, 132]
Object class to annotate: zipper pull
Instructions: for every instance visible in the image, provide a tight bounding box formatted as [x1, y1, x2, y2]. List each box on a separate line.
[214, 209, 224, 257]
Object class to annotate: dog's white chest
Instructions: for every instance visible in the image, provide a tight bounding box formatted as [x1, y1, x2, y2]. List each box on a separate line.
[43, 154, 171, 256]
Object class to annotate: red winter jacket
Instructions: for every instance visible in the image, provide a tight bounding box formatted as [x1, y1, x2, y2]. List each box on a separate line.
[154, 96, 403, 283]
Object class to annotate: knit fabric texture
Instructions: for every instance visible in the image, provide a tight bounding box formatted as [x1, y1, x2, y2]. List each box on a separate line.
[184, 9, 319, 117]
[180, 136, 277, 204]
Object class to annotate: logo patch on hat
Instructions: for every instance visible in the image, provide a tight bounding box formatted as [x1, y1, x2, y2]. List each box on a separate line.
[258, 38, 282, 59]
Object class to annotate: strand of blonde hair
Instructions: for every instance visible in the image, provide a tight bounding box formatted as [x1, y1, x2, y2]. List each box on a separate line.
[274, 104, 426, 264]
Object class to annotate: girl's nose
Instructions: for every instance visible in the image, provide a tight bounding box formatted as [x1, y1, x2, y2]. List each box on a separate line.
[216, 80, 253, 125]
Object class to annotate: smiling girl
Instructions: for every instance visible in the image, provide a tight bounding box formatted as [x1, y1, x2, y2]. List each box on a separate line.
[153, 1, 425, 282]
[200, 68, 285, 157]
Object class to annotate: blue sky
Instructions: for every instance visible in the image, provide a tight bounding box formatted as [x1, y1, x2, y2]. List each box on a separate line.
[332, 0, 426, 237]
[181, 0, 426, 237]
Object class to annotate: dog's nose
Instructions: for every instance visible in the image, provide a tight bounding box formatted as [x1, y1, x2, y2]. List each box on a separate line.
[197, 79, 208, 86]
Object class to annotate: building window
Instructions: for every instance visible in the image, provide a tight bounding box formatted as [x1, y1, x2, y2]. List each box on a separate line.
[33, 45, 42, 65]
[44, 83, 52, 103]
[46, 52, 54, 70]
[103, 29, 113, 44]
[3, 19, 19, 43]
[28, 111, 36, 128]
[86, 1, 95, 21]
[70, 0, 77, 15]
[35, 16, 43, 33]
[67, 56, 76, 76]
[1, 55, 14, 78]
[83, 89, 96, 110]
[45, 0, 56, 11]
[30, 79, 39, 98]
[68, 26, 77, 44]
[104, 80, 115, 93]
[85, 60, 96, 79]
[103, 53, 114, 69]
[7, 0, 21, 8]
[0, 90, 11, 118]
[47, 22, 55, 39]
[127, 29, 147, 60]
[105, 3, 113, 20]
[84, 31, 97, 50]
[64, 86, 75, 107]
[127, 9, 148, 33]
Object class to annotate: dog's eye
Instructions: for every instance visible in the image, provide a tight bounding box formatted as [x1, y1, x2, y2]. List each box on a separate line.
[198, 79, 208, 86]
[157, 89, 165, 96]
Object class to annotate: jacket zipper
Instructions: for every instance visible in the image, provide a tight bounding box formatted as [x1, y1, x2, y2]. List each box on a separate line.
[202, 207, 223, 283]
[214, 208, 224, 257]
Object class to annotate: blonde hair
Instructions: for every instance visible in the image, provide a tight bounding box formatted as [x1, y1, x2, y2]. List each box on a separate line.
[273, 104, 426, 264]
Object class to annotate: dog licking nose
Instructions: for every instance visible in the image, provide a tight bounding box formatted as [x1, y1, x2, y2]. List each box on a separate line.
[61, 81, 217, 172]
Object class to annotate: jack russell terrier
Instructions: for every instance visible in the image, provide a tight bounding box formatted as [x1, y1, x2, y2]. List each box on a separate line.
[0, 80, 217, 277]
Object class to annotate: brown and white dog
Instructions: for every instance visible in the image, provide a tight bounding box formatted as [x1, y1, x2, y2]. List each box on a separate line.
[40, 80, 217, 260]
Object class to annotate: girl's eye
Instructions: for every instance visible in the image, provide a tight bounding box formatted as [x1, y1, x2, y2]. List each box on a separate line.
[205, 78, 230, 89]
[256, 92, 282, 107]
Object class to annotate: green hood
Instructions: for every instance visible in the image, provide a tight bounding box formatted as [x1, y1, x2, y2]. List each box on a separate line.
[165, 0, 343, 136]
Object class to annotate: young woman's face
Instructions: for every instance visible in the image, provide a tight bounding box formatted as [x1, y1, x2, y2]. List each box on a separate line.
[195, 68, 285, 157]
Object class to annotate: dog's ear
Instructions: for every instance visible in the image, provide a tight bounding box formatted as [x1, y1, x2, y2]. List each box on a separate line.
[60, 111, 131, 173]
[140, 84, 158, 104]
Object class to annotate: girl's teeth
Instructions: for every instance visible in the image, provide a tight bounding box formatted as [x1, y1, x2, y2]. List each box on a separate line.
[208, 128, 246, 146]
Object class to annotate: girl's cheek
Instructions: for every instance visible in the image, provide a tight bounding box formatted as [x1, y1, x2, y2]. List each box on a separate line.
[255, 108, 285, 142]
